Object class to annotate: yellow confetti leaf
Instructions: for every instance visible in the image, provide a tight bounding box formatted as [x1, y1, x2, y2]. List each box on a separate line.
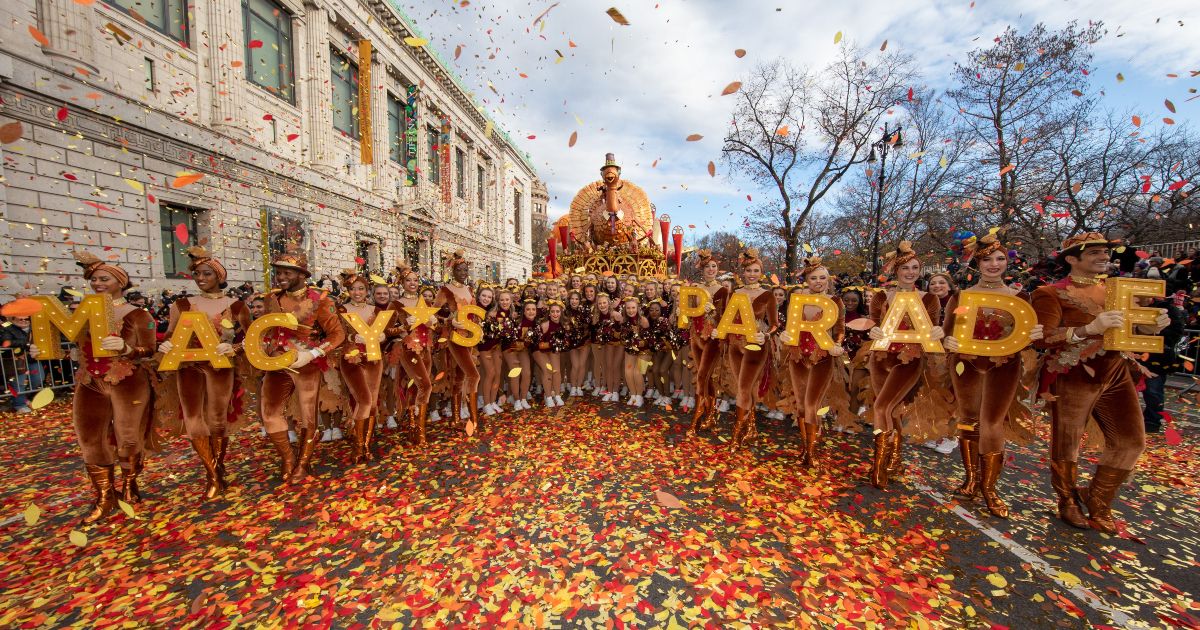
[955, 362, 965, 376]
[744, 344, 762, 352]
[507, 367, 522, 378]
[124, 178, 144, 193]
[545, 363, 555, 372]
[834, 31, 842, 44]
[118, 499, 136, 518]
[220, 318, 234, 329]
[403, 37, 428, 47]
[369, 274, 386, 284]
[245, 559, 262, 573]
[816, 406, 830, 416]
[64, 288, 84, 297]
[1057, 571, 1081, 587]
[68, 530, 88, 547]
[23, 503, 41, 526]
[939, 156, 948, 168]
[30, 388, 55, 410]
[986, 573, 1007, 588]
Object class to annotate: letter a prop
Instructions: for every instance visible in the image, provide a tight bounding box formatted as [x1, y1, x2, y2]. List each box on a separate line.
[870, 291, 944, 353]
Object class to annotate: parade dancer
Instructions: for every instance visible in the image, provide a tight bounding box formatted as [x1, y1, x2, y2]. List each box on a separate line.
[260, 254, 346, 484]
[590, 292, 622, 402]
[157, 247, 251, 499]
[1033, 233, 1169, 533]
[866, 242, 946, 488]
[725, 249, 779, 449]
[617, 297, 650, 407]
[781, 258, 847, 469]
[686, 250, 729, 437]
[504, 299, 538, 410]
[477, 286, 505, 417]
[942, 234, 1043, 517]
[33, 252, 156, 523]
[434, 251, 482, 433]
[394, 262, 436, 446]
[336, 270, 391, 464]
[534, 300, 569, 407]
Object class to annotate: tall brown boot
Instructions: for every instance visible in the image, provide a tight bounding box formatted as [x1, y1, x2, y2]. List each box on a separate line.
[190, 438, 221, 500]
[886, 430, 905, 480]
[1049, 460, 1088, 529]
[211, 434, 229, 493]
[467, 395, 482, 435]
[730, 406, 752, 450]
[414, 403, 429, 447]
[701, 396, 719, 431]
[687, 395, 710, 437]
[871, 431, 894, 489]
[363, 414, 377, 461]
[81, 464, 118, 525]
[802, 422, 820, 470]
[979, 451, 1009, 518]
[450, 392, 462, 427]
[954, 435, 981, 498]
[266, 431, 295, 485]
[117, 454, 143, 504]
[288, 427, 320, 484]
[1079, 465, 1132, 535]
[350, 417, 369, 465]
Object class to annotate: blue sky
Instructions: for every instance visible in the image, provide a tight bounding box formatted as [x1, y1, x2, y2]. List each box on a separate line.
[398, 0, 1198, 244]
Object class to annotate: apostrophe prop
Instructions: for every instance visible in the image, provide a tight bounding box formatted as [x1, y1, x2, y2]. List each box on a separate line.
[158, 311, 232, 371]
[782, 294, 838, 350]
[243, 313, 298, 371]
[342, 310, 395, 361]
[714, 292, 757, 340]
[870, 291, 944, 353]
[950, 291, 1036, 357]
[30, 294, 116, 360]
[450, 305, 485, 347]
[1104, 278, 1165, 353]
[675, 286, 710, 329]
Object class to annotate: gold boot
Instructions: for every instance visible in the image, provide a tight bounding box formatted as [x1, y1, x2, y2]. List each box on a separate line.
[117, 454, 143, 505]
[871, 431, 894, 489]
[687, 395, 710, 437]
[953, 435, 981, 498]
[266, 431, 295, 485]
[81, 464, 118, 525]
[979, 451, 1009, 518]
[350, 417, 368, 466]
[730, 406, 749, 450]
[802, 422, 820, 470]
[363, 414, 377, 461]
[211, 434, 229, 494]
[467, 395, 482, 435]
[701, 395, 718, 431]
[414, 403, 429, 447]
[190, 438, 221, 500]
[1079, 465, 1132, 535]
[886, 430, 905, 481]
[1049, 460, 1088, 529]
[288, 427, 320, 484]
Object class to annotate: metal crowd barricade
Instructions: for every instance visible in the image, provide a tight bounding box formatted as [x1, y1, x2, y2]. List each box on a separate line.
[1179, 328, 1199, 395]
[0, 342, 77, 402]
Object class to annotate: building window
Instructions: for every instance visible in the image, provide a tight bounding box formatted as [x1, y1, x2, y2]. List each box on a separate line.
[160, 204, 202, 278]
[513, 190, 522, 245]
[330, 47, 359, 139]
[476, 164, 484, 210]
[143, 57, 155, 91]
[243, 0, 294, 103]
[108, 0, 188, 44]
[387, 93, 407, 164]
[455, 148, 466, 198]
[356, 236, 381, 274]
[426, 126, 440, 184]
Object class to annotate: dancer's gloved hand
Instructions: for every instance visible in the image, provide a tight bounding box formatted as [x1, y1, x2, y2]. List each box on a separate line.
[942, 336, 959, 352]
[867, 326, 886, 341]
[753, 331, 766, 345]
[930, 326, 946, 341]
[427, 315, 438, 327]
[1028, 324, 1045, 341]
[28, 344, 41, 359]
[778, 331, 793, 345]
[451, 318, 465, 330]
[830, 344, 845, 357]
[1153, 309, 1170, 333]
[100, 335, 126, 352]
[405, 315, 417, 327]
[215, 342, 234, 356]
[703, 302, 715, 314]
[353, 334, 366, 345]
[157, 340, 175, 354]
[1084, 310, 1124, 335]
[289, 349, 316, 370]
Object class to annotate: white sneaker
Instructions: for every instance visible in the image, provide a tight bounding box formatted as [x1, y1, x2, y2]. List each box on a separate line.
[922, 440, 939, 450]
[430, 410, 441, 422]
[553, 395, 564, 406]
[483, 405, 496, 417]
[386, 416, 398, 429]
[288, 430, 298, 443]
[934, 438, 958, 454]
[718, 400, 731, 413]
[633, 395, 644, 408]
[320, 428, 335, 442]
[545, 396, 557, 408]
[460, 406, 470, 420]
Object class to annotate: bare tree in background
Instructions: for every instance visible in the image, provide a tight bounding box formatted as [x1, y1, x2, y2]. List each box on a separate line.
[722, 48, 916, 276]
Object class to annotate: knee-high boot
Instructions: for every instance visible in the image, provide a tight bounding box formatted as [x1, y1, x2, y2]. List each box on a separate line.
[363, 414, 377, 461]
[190, 438, 221, 500]
[954, 435, 981, 498]
[1079, 465, 1132, 534]
[289, 427, 320, 484]
[414, 403, 429, 447]
[267, 431, 295, 485]
[211, 434, 229, 493]
[687, 395, 710, 437]
[117, 453, 143, 504]
[979, 451, 1009, 518]
[730, 406, 753, 450]
[886, 430, 905, 480]
[871, 431, 894, 489]
[351, 417, 369, 465]
[1049, 460, 1088, 529]
[467, 392, 482, 435]
[450, 391, 462, 426]
[801, 422, 819, 470]
[82, 464, 118, 524]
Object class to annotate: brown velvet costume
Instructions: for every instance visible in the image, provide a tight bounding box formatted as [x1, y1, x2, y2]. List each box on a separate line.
[435, 284, 481, 433]
[393, 295, 434, 443]
[1033, 276, 1146, 532]
[722, 289, 779, 448]
[167, 297, 253, 438]
[867, 290, 942, 432]
[686, 281, 727, 436]
[338, 301, 391, 461]
[784, 294, 846, 467]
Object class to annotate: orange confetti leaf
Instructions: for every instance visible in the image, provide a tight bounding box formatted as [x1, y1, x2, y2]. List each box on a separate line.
[171, 172, 204, 188]
[654, 489, 682, 509]
[605, 7, 630, 26]
[707, 161, 715, 177]
[568, 131, 577, 147]
[721, 81, 742, 96]
[734, 49, 746, 58]
[1165, 99, 1176, 113]
[28, 25, 50, 47]
[686, 134, 703, 142]
[0, 122, 23, 144]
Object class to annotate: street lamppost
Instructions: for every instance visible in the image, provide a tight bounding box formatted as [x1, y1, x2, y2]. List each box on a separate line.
[866, 123, 903, 282]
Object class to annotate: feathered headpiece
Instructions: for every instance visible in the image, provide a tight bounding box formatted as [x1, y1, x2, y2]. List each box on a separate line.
[952, 229, 1007, 263]
[444, 250, 470, 270]
[881, 241, 918, 276]
[799, 256, 826, 279]
[73, 250, 131, 289]
[394, 260, 417, 281]
[186, 246, 227, 286]
[738, 247, 762, 269]
[693, 248, 719, 270]
[338, 268, 368, 289]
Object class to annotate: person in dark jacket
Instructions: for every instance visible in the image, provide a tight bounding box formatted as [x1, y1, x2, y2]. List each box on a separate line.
[0, 314, 44, 413]
[1137, 295, 1187, 433]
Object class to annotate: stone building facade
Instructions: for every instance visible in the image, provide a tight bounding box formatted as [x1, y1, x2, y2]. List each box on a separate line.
[0, 0, 541, 299]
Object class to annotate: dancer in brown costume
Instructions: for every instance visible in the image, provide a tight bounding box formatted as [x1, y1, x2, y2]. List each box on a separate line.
[1033, 233, 1169, 533]
[31, 252, 156, 523]
[259, 254, 346, 484]
[434, 251, 482, 434]
[393, 262, 436, 446]
[336, 270, 392, 464]
[686, 249, 729, 437]
[942, 234, 1043, 517]
[866, 242, 945, 488]
[158, 248, 252, 500]
[725, 249, 779, 450]
[781, 257, 846, 468]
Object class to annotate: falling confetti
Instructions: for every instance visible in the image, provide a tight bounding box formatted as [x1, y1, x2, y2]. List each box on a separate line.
[606, 7, 630, 26]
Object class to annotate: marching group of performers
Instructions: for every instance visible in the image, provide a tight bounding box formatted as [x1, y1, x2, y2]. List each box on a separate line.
[33, 230, 1171, 537]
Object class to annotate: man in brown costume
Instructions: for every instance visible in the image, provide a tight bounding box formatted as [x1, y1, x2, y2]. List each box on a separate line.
[1033, 232, 1169, 533]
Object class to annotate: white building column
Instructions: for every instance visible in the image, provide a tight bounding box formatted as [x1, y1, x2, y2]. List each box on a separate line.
[303, 2, 335, 174]
[370, 58, 394, 195]
[36, 0, 98, 76]
[207, 0, 249, 138]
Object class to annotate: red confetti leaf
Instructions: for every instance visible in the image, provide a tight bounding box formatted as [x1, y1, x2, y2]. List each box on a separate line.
[56, 106, 69, 122]
[1164, 99, 1176, 113]
[1168, 180, 1189, 191]
[175, 223, 190, 245]
[248, 39, 263, 49]
[286, 133, 299, 142]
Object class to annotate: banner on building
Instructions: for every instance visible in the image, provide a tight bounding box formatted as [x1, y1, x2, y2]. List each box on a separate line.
[404, 85, 419, 186]
[440, 118, 452, 205]
[357, 40, 372, 165]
